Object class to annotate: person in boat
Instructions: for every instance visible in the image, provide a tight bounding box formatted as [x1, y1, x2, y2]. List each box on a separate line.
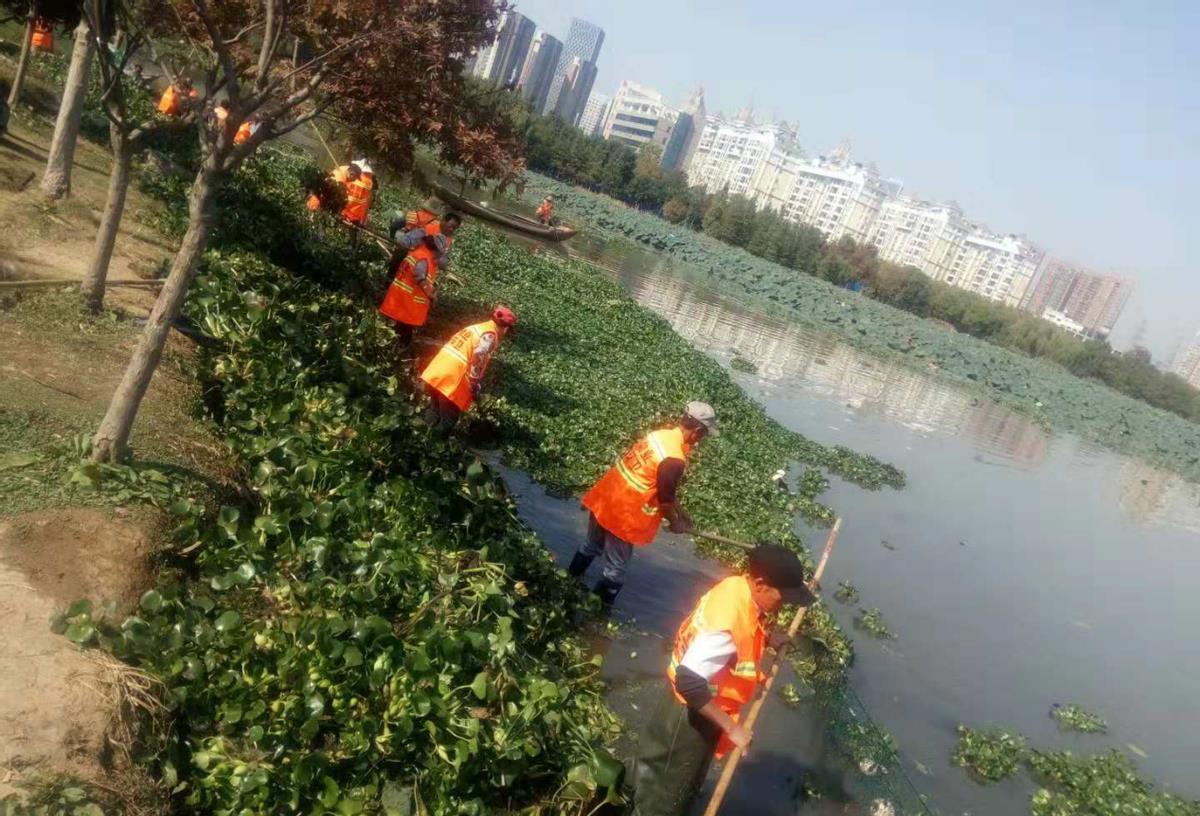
[630, 544, 815, 816]
[418, 306, 516, 433]
[378, 211, 463, 345]
[536, 194, 554, 225]
[567, 402, 719, 609]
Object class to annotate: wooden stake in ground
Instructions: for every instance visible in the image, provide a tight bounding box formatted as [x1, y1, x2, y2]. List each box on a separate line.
[701, 517, 842, 816]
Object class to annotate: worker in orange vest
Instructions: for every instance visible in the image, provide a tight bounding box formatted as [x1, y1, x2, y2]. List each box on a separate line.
[306, 163, 357, 214]
[569, 401, 719, 608]
[31, 19, 53, 52]
[342, 160, 375, 224]
[535, 195, 554, 225]
[157, 77, 197, 117]
[631, 544, 814, 816]
[234, 116, 259, 146]
[378, 211, 462, 344]
[419, 306, 516, 432]
[388, 200, 440, 238]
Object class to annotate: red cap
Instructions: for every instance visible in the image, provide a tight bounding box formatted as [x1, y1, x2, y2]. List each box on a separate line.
[492, 306, 517, 327]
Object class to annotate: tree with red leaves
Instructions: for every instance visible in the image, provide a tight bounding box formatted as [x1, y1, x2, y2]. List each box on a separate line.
[91, 0, 517, 462]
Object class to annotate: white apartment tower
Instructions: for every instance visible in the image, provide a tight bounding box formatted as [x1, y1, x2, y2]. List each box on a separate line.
[870, 197, 968, 280]
[687, 114, 797, 198]
[602, 80, 676, 149]
[771, 152, 892, 242]
[578, 92, 611, 137]
[942, 231, 1044, 306]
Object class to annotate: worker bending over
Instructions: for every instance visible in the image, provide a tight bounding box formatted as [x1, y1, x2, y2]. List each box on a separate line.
[419, 307, 516, 433]
[569, 402, 719, 608]
[378, 211, 462, 344]
[536, 195, 554, 225]
[631, 544, 815, 816]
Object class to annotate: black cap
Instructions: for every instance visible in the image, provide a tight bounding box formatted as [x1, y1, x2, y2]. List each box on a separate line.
[749, 544, 816, 606]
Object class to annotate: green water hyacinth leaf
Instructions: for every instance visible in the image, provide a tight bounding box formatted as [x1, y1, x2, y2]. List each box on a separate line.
[213, 610, 241, 632]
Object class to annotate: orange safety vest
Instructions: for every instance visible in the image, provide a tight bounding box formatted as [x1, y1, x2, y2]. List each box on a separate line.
[342, 173, 373, 224]
[157, 85, 179, 115]
[536, 200, 552, 221]
[582, 426, 691, 546]
[667, 574, 766, 758]
[405, 208, 439, 231]
[378, 228, 449, 328]
[234, 121, 255, 146]
[420, 319, 500, 412]
[31, 21, 53, 52]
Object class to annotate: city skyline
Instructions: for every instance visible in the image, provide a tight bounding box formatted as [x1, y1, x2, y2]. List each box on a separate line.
[509, 0, 1200, 360]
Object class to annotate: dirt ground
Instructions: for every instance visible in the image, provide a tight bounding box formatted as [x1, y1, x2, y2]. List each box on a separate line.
[0, 508, 155, 793]
[0, 101, 231, 799]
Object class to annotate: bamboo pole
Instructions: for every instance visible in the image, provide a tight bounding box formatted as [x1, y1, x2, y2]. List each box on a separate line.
[700, 517, 843, 816]
[692, 530, 755, 551]
[0, 278, 166, 290]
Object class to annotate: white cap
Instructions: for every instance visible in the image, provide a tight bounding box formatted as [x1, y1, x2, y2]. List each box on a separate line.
[353, 159, 373, 174]
[684, 401, 719, 437]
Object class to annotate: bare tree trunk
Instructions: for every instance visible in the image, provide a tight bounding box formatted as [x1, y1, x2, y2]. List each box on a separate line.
[81, 125, 133, 313]
[91, 165, 220, 462]
[40, 19, 95, 200]
[6, 8, 35, 109]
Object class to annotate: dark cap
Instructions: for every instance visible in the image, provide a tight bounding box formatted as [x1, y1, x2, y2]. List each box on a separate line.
[749, 544, 816, 606]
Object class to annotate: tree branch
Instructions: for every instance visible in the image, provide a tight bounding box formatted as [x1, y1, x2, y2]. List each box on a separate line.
[191, 0, 241, 104]
[270, 98, 334, 139]
[255, 22, 377, 106]
[254, 0, 276, 90]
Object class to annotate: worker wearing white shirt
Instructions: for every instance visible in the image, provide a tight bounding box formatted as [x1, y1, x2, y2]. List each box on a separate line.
[630, 545, 816, 816]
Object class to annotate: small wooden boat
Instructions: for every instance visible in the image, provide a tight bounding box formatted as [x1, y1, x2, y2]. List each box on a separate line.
[432, 184, 578, 242]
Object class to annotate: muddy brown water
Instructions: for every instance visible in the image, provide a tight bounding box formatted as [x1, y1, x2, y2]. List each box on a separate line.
[477, 219, 1200, 815]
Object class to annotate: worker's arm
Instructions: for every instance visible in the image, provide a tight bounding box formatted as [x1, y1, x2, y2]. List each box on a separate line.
[675, 632, 753, 750]
[467, 331, 497, 396]
[658, 458, 692, 533]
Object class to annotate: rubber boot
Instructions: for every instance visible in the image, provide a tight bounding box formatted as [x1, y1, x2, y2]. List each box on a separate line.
[593, 578, 623, 611]
[568, 551, 593, 577]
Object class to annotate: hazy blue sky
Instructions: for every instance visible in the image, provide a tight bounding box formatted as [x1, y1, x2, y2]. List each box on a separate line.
[511, 0, 1200, 359]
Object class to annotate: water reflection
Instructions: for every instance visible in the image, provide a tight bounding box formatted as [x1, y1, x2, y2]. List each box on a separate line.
[618, 268, 1051, 469]
[1122, 461, 1200, 533]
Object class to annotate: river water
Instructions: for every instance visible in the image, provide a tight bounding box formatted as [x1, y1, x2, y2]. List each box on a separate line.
[482, 221, 1200, 814]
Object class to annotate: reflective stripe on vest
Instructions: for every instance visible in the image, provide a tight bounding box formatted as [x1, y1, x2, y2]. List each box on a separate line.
[581, 427, 690, 546]
[419, 320, 500, 412]
[666, 574, 765, 758]
[342, 176, 373, 223]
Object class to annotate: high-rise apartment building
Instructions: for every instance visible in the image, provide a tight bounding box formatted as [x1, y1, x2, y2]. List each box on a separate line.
[1022, 259, 1132, 339]
[578, 92, 611, 138]
[1172, 332, 1200, 390]
[544, 18, 605, 121]
[601, 80, 676, 149]
[688, 114, 798, 198]
[769, 151, 892, 242]
[472, 11, 536, 87]
[869, 197, 965, 274]
[662, 87, 706, 172]
[942, 231, 1043, 307]
[517, 31, 563, 115]
[552, 56, 598, 125]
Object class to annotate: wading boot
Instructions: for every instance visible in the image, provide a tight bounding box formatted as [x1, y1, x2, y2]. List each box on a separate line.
[568, 551, 594, 577]
[593, 578, 623, 612]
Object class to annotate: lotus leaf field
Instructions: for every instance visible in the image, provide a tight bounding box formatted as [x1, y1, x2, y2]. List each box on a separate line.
[34, 145, 914, 813]
[520, 175, 1200, 484]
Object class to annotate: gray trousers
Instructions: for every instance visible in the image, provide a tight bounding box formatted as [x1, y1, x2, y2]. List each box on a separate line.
[630, 687, 721, 816]
[581, 512, 635, 583]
